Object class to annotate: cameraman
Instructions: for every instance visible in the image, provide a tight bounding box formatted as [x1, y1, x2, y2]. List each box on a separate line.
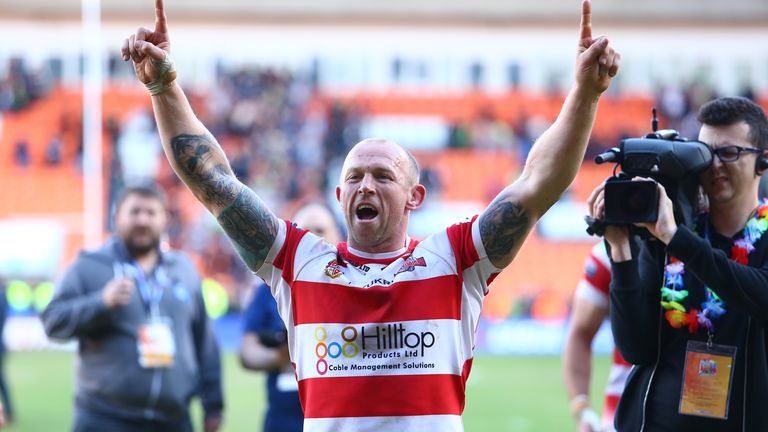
[588, 96, 768, 431]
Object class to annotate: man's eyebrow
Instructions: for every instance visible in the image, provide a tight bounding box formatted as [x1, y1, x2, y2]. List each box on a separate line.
[709, 141, 740, 148]
[345, 164, 398, 174]
[373, 166, 397, 174]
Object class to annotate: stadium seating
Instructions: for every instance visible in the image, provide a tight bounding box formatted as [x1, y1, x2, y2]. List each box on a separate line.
[3, 86, 765, 315]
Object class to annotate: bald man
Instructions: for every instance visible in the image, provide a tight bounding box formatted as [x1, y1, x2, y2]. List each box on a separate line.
[240, 204, 341, 432]
[123, 0, 619, 429]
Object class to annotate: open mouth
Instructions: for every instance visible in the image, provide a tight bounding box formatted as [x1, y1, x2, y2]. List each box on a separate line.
[356, 204, 379, 221]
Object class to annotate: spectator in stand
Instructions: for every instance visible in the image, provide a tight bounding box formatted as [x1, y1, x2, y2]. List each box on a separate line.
[13, 139, 30, 168]
[45, 134, 63, 166]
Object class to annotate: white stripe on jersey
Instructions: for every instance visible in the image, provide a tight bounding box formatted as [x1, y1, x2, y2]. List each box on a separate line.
[605, 363, 632, 396]
[574, 280, 609, 308]
[295, 319, 464, 380]
[304, 414, 463, 432]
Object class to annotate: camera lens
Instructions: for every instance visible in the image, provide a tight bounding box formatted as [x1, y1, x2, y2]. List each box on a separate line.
[620, 185, 654, 215]
[604, 179, 658, 224]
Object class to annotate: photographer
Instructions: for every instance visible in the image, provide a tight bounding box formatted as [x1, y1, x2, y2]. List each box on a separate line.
[588, 97, 768, 431]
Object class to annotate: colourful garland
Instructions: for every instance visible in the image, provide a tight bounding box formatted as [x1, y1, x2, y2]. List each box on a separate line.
[661, 199, 768, 334]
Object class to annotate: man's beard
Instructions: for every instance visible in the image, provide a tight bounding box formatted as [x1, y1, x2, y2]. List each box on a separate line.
[124, 232, 160, 258]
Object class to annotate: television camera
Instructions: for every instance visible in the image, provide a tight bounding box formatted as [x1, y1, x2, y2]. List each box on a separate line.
[586, 109, 713, 237]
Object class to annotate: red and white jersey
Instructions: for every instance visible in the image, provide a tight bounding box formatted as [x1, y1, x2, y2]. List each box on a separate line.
[256, 216, 500, 432]
[575, 242, 631, 432]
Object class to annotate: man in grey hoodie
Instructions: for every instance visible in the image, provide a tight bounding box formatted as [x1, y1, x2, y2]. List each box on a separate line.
[42, 184, 224, 432]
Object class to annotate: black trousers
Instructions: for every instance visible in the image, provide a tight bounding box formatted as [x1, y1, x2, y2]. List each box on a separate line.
[73, 407, 193, 432]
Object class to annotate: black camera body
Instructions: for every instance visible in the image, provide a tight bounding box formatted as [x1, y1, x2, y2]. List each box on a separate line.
[604, 178, 659, 224]
[594, 129, 713, 233]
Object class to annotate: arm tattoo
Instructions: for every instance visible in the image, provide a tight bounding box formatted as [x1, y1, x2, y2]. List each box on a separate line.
[217, 188, 278, 271]
[170, 133, 239, 208]
[171, 133, 277, 269]
[479, 199, 530, 264]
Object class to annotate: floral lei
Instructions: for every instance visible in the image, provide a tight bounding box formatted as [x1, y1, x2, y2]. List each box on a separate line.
[661, 198, 768, 334]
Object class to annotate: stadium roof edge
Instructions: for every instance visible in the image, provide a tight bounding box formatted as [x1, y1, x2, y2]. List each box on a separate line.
[0, 0, 767, 25]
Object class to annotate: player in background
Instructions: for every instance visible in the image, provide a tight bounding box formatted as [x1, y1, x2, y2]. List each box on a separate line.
[563, 242, 630, 432]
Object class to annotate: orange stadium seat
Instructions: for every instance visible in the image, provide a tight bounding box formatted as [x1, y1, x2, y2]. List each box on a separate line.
[334, 90, 656, 140]
[412, 149, 520, 203]
[483, 232, 594, 320]
[571, 163, 615, 203]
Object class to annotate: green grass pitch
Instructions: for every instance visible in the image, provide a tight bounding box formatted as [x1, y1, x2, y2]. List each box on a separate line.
[3, 351, 611, 431]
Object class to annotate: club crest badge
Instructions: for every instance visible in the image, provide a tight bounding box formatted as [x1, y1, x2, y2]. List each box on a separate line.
[325, 260, 343, 279]
[395, 256, 427, 276]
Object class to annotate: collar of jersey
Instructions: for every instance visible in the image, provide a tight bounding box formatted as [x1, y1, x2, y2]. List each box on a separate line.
[338, 238, 419, 266]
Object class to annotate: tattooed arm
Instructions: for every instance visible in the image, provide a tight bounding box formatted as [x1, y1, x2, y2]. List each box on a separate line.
[479, 0, 620, 268]
[121, 0, 279, 271]
[478, 87, 601, 268]
[152, 85, 278, 271]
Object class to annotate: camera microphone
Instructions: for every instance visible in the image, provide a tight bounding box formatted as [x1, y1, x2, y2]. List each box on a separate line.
[594, 147, 620, 164]
[647, 129, 681, 140]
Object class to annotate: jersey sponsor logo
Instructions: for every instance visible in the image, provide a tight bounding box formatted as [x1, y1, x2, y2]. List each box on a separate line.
[312, 323, 436, 375]
[362, 278, 393, 288]
[394, 256, 427, 276]
[314, 325, 359, 375]
[324, 260, 343, 279]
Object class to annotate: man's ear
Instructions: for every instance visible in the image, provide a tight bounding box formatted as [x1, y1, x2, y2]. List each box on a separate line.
[757, 149, 768, 176]
[405, 184, 427, 211]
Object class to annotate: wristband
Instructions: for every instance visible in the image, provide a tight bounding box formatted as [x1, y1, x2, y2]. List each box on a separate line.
[579, 407, 602, 431]
[146, 53, 177, 96]
[570, 394, 590, 418]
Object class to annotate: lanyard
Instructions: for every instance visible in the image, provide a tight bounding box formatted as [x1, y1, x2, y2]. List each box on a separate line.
[114, 261, 168, 315]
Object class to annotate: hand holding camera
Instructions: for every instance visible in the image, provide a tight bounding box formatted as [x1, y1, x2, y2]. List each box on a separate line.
[587, 177, 677, 248]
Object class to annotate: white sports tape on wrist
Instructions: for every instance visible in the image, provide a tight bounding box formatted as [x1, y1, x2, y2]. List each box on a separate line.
[146, 54, 177, 96]
[579, 407, 602, 431]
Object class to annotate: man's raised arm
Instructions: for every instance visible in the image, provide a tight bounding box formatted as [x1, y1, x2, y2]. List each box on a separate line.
[121, 0, 279, 271]
[479, 0, 620, 269]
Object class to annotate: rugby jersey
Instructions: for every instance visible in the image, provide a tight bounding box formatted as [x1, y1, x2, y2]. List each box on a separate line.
[575, 242, 631, 431]
[256, 216, 500, 432]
